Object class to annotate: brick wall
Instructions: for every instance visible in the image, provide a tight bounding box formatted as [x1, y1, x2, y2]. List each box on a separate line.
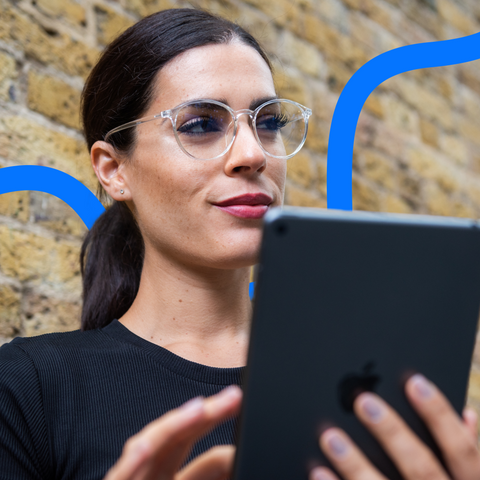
[2, 0, 480, 413]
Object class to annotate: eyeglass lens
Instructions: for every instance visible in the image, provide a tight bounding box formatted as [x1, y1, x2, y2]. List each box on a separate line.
[174, 101, 306, 159]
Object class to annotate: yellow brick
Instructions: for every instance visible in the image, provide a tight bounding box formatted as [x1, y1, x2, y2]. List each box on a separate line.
[316, 161, 327, 196]
[285, 185, 326, 207]
[23, 292, 80, 336]
[419, 118, 438, 149]
[95, 5, 135, 46]
[344, 0, 394, 30]
[326, 60, 352, 95]
[350, 11, 402, 53]
[27, 70, 81, 130]
[393, 77, 454, 131]
[0, 283, 21, 337]
[0, 191, 29, 222]
[352, 177, 381, 211]
[361, 150, 395, 190]
[459, 117, 480, 147]
[436, 77, 454, 102]
[0, 225, 81, 287]
[364, 94, 383, 119]
[406, 146, 458, 193]
[280, 31, 325, 78]
[0, 116, 96, 191]
[467, 369, 480, 405]
[383, 194, 412, 214]
[371, 122, 406, 160]
[193, 0, 242, 23]
[451, 201, 476, 219]
[314, 0, 349, 30]
[244, 0, 299, 29]
[304, 15, 369, 71]
[440, 134, 469, 167]
[384, 95, 419, 134]
[273, 64, 308, 107]
[287, 151, 314, 187]
[311, 83, 337, 123]
[0, 51, 16, 101]
[438, 0, 478, 35]
[466, 181, 480, 210]
[34, 0, 86, 29]
[423, 182, 452, 216]
[30, 192, 87, 238]
[234, 5, 280, 54]
[459, 62, 480, 100]
[397, 169, 421, 202]
[304, 118, 328, 154]
[364, 0, 394, 31]
[124, 0, 178, 17]
[0, 5, 99, 79]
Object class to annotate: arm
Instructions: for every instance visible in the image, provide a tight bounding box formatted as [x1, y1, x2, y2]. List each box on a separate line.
[0, 342, 49, 480]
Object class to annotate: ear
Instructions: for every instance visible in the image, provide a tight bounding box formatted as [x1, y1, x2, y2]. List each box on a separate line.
[90, 141, 131, 201]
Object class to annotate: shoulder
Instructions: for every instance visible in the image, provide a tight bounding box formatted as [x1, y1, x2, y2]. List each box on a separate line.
[0, 328, 111, 378]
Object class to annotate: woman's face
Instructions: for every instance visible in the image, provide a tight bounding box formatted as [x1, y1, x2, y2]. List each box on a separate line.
[119, 42, 286, 270]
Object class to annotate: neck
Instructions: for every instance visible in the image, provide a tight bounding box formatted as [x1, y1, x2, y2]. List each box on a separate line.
[119, 247, 252, 368]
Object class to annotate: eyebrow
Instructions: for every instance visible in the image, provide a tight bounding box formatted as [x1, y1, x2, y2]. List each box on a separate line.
[190, 95, 280, 110]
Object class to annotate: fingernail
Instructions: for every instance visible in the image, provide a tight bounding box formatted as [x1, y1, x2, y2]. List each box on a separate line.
[217, 385, 242, 402]
[411, 374, 434, 400]
[325, 432, 349, 457]
[130, 439, 150, 462]
[180, 396, 204, 414]
[311, 467, 334, 480]
[360, 393, 384, 422]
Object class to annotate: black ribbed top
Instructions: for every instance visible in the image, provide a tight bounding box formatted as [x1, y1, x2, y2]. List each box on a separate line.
[0, 319, 244, 480]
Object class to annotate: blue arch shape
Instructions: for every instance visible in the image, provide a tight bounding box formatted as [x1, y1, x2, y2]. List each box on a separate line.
[327, 31, 480, 210]
[0, 166, 257, 297]
[0, 165, 105, 229]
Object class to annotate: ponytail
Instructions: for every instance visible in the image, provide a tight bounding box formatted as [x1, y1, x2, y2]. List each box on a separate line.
[80, 202, 144, 330]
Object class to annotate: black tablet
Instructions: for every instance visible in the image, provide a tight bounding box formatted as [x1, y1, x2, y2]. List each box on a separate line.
[233, 207, 480, 480]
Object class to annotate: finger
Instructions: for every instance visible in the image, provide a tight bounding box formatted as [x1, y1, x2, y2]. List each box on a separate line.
[104, 397, 206, 480]
[176, 445, 235, 480]
[354, 392, 449, 480]
[319, 428, 388, 480]
[463, 406, 479, 442]
[405, 374, 480, 480]
[309, 466, 341, 480]
[105, 386, 242, 480]
[140, 386, 242, 476]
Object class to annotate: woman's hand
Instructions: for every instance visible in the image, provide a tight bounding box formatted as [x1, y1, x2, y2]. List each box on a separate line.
[104, 385, 242, 480]
[311, 374, 480, 480]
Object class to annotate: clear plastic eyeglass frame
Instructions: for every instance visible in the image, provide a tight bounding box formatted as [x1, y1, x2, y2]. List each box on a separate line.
[104, 98, 313, 161]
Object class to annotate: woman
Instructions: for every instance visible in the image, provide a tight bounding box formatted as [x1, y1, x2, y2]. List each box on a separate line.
[0, 8, 479, 480]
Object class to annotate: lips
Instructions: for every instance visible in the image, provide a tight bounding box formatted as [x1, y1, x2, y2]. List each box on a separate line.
[213, 193, 273, 219]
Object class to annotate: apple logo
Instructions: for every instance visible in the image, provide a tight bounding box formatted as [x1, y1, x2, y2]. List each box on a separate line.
[338, 361, 381, 412]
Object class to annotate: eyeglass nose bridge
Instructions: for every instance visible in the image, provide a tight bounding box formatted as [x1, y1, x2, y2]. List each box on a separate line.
[232, 109, 255, 126]
[228, 109, 264, 155]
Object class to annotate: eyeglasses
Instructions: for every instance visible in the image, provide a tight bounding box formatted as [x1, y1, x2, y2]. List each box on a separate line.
[104, 98, 312, 161]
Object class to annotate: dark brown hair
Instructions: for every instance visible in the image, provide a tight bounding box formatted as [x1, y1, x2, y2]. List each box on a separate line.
[80, 8, 272, 331]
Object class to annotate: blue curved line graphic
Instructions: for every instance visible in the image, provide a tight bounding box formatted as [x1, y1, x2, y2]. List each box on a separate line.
[0, 166, 257, 297]
[327, 32, 480, 210]
[0, 165, 105, 229]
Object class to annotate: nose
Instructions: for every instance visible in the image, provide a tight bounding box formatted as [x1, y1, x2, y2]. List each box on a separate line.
[224, 114, 267, 176]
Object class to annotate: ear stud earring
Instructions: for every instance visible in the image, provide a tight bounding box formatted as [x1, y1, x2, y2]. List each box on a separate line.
[120, 190, 124, 194]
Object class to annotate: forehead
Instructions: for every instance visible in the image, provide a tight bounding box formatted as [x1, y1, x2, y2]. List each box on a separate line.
[150, 42, 276, 110]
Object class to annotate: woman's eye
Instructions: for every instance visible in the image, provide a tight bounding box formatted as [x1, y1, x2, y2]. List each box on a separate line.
[257, 114, 289, 131]
[177, 117, 221, 135]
